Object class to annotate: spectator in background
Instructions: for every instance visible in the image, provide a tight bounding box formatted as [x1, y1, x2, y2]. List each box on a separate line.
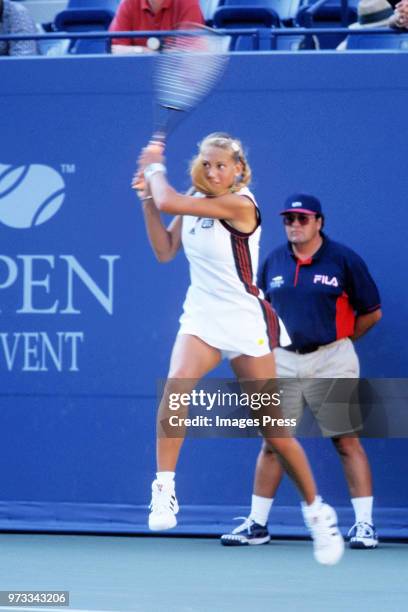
[389, 0, 408, 27]
[109, 0, 204, 55]
[337, 0, 396, 49]
[0, 0, 38, 56]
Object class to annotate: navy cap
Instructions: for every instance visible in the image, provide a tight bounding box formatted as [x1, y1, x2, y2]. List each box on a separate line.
[280, 193, 322, 215]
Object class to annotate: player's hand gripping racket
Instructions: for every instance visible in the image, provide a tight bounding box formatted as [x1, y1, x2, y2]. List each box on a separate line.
[133, 23, 231, 191]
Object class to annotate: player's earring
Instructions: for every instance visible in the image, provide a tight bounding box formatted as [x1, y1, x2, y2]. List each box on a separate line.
[234, 173, 242, 184]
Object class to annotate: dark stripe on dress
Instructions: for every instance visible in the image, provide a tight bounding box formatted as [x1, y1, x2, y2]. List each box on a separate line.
[230, 235, 279, 349]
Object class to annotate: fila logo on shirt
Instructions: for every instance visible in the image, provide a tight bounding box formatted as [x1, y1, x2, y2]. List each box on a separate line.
[270, 275, 284, 288]
[313, 274, 339, 287]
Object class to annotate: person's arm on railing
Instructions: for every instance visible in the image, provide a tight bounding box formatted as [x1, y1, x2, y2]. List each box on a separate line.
[392, 0, 408, 27]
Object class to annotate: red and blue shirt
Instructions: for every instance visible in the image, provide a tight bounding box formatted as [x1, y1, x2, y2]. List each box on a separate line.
[258, 235, 381, 351]
[109, 0, 204, 46]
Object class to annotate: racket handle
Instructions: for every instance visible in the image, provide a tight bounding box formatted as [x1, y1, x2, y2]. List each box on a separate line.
[133, 137, 166, 191]
[132, 171, 145, 192]
[147, 139, 165, 153]
[151, 131, 166, 147]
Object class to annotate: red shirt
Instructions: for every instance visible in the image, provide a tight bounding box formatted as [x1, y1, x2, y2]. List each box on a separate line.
[109, 0, 204, 46]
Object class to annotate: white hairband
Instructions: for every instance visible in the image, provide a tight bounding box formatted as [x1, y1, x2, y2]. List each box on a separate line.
[199, 137, 241, 154]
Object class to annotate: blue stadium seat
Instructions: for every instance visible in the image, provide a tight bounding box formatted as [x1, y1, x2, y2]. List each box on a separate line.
[298, 0, 358, 24]
[346, 31, 408, 49]
[297, 0, 358, 48]
[54, 8, 114, 54]
[318, 0, 358, 12]
[213, 6, 280, 50]
[219, 0, 303, 23]
[67, 0, 120, 9]
[213, 5, 311, 50]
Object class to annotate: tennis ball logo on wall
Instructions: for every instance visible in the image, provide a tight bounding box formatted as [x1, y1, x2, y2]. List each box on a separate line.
[0, 163, 65, 229]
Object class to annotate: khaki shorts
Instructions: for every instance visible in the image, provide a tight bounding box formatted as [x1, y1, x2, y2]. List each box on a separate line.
[274, 338, 362, 437]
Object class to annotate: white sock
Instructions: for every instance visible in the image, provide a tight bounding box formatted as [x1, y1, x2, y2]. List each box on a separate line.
[249, 494, 274, 526]
[302, 495, 323, 518]
[156, 471, 175, 486]
[351, 496, 373, 524]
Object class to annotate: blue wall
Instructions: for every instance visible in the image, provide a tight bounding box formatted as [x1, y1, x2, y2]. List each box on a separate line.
[0, 52, 407, 535]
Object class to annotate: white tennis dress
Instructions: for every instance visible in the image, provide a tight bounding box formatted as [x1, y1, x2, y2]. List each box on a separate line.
[178, 187, 290, 357]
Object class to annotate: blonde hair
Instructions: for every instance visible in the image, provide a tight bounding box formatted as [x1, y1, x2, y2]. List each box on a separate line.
[190, 132, 252, 196]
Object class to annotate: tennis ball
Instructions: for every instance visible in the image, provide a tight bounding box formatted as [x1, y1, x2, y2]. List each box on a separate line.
[0, 163, 66, 229]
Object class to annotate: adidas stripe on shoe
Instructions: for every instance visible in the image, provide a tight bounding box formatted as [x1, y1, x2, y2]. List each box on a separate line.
[148, 479, 179, 531]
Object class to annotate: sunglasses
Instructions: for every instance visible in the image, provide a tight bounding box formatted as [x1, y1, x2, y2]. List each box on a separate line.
[282, 213, 317, 226]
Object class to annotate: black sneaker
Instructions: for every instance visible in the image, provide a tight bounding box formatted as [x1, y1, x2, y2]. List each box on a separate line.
[220, 517, 271, 546]
[348, 522, 378, 549]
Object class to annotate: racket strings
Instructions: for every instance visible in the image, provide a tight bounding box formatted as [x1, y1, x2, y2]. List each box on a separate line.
[154, 30, 230, 112]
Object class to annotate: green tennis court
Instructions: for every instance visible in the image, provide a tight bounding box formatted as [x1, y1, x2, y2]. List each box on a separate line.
[0, 534, 406, 612]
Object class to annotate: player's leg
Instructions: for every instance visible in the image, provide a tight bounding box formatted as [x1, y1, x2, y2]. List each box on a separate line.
[222, 352, 344, 565]
[252, 348, 306, 520]
[332, 435, 378, 548]
[221, 348, 301, 544]
[149, 333, 221, 531]
[157, 333, 221, 469]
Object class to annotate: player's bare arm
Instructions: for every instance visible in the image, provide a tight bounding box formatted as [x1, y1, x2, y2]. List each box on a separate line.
[142, 203, 182, 263]
[137, 145, 257, 233]
[132, 163, 182, 262]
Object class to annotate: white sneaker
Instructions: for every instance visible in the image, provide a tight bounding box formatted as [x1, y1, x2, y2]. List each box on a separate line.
[148, 479, 179, 531]
[302, 498, 344, 565]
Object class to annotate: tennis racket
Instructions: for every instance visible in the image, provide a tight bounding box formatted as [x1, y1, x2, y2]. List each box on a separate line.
[134, 23, 231, 190]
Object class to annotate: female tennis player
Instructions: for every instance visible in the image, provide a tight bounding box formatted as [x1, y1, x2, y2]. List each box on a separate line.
[134, 133, 344, 565]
